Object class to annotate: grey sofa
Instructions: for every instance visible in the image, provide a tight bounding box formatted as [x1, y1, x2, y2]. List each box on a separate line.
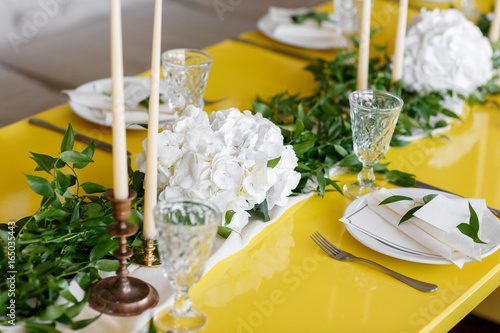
[0, 0, 325, 127]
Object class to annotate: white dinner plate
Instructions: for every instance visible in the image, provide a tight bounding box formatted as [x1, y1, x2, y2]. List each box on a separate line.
[343, 188, 500, 264]
[68, 77, 176, 130]
[257, 14, 347, 50]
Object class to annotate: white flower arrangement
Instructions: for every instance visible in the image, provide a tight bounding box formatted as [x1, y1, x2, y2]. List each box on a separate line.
[136, 105, 301, 233]
[403, 9, 493, 96]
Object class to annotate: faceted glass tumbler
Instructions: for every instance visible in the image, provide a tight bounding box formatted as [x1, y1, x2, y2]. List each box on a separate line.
[332, 0, 363, 37]
[161, 49, 213, 112]
[343, 90, 404, 198]
[154, 198, 220, 333]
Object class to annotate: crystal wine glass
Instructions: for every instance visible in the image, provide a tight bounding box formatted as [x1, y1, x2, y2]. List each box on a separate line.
[154, 198, 220, 333]
[161, 49, 213, 113]
[343, 90, 404, 198]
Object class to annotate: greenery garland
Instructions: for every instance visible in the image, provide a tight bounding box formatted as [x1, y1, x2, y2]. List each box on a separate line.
[0, 126, 147, 331]
[251, 29, 500, 195]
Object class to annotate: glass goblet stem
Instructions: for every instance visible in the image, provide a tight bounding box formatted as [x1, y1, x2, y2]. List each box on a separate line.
[173, 288, 193, 316]
[358, 163, 375, 187]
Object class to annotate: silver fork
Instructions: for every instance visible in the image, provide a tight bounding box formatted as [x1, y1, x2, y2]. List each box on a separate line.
[311, 232, 438, 292]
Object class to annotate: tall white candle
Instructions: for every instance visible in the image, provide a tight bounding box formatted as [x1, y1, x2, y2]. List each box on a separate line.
[490, 0, 500, 43]
[391, 0, 408, 84]
[142, 0, 163, 240]
[357, 0, 372, 90]
[110, 0, 129, 200]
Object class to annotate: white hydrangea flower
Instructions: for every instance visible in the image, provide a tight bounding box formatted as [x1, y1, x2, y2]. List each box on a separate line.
[402, 8, 493, 95]
[137, 105, 301, 232]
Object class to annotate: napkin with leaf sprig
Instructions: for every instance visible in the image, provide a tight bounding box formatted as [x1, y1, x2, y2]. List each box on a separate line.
[341, 188, 500, 268]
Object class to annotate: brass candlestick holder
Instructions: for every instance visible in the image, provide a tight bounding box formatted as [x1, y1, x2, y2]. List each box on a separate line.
[131, 238, 161, 267]
[88, 190, 159, 316]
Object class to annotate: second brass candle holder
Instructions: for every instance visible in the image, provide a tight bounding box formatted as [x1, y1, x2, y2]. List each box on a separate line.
[131, 237, 161, 267]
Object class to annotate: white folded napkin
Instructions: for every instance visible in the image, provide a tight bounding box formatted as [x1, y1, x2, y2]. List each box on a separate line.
[267, 6, 345, 45]
[340, 188, 500, 268]
[63, 77, 175, 124]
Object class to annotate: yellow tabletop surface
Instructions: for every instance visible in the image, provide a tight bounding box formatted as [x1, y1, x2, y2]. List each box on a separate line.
[1, 0, 500, 332]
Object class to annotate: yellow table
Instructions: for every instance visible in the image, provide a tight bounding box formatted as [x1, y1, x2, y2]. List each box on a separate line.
[1, 0, 499, 331]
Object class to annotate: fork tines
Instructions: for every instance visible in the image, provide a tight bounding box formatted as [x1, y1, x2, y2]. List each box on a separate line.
[311, 232, 340, 258]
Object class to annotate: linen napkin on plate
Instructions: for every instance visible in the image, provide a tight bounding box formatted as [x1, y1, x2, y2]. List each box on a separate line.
[266, 6, 345, 45]
[63, 77, 175, 124]
[340, 188, 500, 268]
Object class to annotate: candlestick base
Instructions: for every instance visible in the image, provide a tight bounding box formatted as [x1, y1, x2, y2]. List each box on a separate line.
[131, 239, 162, 267]
[88, 190, 159, 316]
[89, 276, 159, 316]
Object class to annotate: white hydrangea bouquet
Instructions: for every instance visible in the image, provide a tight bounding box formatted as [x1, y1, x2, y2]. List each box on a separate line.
[136, 105, 301, 235]
[402, 8, 494, 122]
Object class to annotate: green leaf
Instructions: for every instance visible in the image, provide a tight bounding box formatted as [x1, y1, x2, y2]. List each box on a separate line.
[59, 289, 79, 304]
[74, 141, 96, 169]
[339, 154, 361, 168]
[60, 151, 93, 164]
[294, 119, 305, 140]
[423, 194, 438, 204]
[224, 210, 236, 226]
[440, 108, 460, 120]
[252, 101, 273, 118]
[399, 205, 423, 225]
[218, 226, 232, 239]
[30, 152, 57, 174]
[253, 199, 270, 222]
[293, 136, 317, 155]
[23, 322, 61, 333]
[468, 202, 480, 231]
[75, 272, 92, 290]
[61, 123, 74, 152]
[291, 11, 333, 27]
[325, 178, 343, 195]
[89, 238, 119, 261]
[25, 174, 55, 197]
[70, 201, 81, 224]
[378, 195, 414, 205]
[81, 182, 109, 194]
[384, 170, 416, 187]
[34, 209, 70, 221]
[373, 162, 389, 173]
[128, 209, 144, 229]
[457, 223, 486, 244]
[317, 172, 326, 198]
[95, 259, 120, 271]
[267, 157, 281, 168]
[59, 315, 101, 330]
[39, 304, 68, 321]
[333, 144, 348, 157]
[132, 171, 145, 193]
[65, 291, 92, 319]
[149, 319, 158, 333]
[55, 168, 71, 188]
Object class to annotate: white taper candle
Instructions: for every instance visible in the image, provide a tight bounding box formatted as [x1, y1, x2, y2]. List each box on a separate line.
[110, 0, 129, 200]
[490, 0, 500, 43]
[391, 0, 408, 84]
[142, 0, 163, 240]
[357, 0, 372, 90]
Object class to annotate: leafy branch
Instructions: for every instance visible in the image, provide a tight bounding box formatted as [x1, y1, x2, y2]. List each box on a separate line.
[291, 11, 335, 27]
[0, 125, 146, 331]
